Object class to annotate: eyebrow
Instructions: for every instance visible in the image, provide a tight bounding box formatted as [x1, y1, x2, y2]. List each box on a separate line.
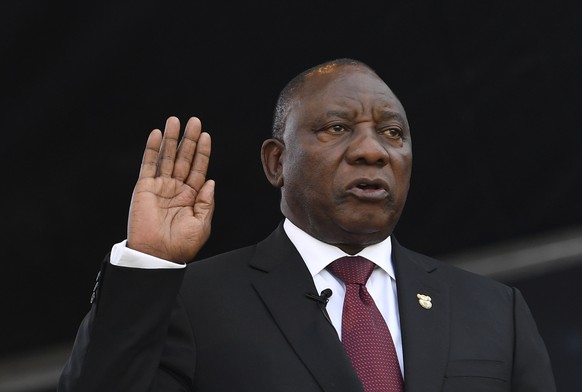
[321, 110, 407, 124]
[323, 110, 354, 120]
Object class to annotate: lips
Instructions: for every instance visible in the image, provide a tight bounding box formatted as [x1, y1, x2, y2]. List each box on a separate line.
[346, 178, 391, 201]
[356, 183, 381, 190]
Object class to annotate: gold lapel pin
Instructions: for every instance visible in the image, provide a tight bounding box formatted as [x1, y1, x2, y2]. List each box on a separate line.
[417, 293, 432, 309]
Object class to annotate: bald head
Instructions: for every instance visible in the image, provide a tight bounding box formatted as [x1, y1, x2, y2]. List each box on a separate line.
[272, 58, 382, 140]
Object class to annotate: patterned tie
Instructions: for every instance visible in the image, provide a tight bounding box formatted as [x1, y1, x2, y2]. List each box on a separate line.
[327, 256, 404, 392]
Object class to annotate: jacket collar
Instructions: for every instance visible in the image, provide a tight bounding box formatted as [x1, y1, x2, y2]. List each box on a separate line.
[250, 223, 365, 392]
[392, 237, 450, 392]
[248, 224, 450, 392]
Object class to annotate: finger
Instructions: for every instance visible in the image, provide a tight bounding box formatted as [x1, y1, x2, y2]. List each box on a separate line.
[138, 129, 162, 179]
[173, 117, 202, 181]
[185, 132, 211, 192]
[157, 116, 181, 177]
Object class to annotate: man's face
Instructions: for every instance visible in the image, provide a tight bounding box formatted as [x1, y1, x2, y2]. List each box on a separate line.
[279, 65, 412, 253]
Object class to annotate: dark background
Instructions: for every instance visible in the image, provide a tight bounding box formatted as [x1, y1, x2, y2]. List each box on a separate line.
[2, 0, 580, 390]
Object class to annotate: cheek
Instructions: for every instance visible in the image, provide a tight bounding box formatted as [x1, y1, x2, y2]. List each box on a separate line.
[393, 152, 413, 183]
[284, 156, 337, 202]
[286, 149, 332, 181]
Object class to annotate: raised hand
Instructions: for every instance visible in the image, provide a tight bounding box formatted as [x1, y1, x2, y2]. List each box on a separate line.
[127, 116, 215, 263]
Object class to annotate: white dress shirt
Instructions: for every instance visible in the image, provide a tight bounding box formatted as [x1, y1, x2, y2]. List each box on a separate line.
[283, 219, 404, 375]
[110, 218, 404, 375]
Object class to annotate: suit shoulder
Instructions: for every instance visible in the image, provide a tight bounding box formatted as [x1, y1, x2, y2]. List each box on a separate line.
[396, 243, 512, 294]
[186, 244, 258, 273]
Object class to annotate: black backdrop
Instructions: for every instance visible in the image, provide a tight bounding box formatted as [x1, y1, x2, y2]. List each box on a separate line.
[2, 0, 580, 389]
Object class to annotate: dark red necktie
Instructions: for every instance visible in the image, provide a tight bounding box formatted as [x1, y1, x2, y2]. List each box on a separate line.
[327, 256, 404, 392]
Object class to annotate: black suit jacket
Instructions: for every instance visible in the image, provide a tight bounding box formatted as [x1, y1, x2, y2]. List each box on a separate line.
[59, 223, 556, 391]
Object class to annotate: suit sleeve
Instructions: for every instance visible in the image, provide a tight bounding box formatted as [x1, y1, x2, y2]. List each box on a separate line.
[511, 287, 556, 392]
[58, 256, 196, 392]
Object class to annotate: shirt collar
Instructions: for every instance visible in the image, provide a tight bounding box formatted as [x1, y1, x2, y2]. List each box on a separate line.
[283, 218, 395, 280]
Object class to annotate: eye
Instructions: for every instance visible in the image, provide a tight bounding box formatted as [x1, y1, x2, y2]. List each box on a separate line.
[380, 127, 403, 139]
[328, 124, 348, 134]
[314, 124, 351, 142]
[320, 124, 349, 135]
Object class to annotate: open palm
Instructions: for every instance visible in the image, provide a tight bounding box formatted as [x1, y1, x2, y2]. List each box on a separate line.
[127, 116, 215, 263]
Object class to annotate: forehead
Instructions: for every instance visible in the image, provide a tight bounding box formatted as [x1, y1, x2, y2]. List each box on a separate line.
[292, 65, 406, 120]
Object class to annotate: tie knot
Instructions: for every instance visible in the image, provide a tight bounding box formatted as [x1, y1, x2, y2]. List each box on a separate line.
[327, 256, 375, 285]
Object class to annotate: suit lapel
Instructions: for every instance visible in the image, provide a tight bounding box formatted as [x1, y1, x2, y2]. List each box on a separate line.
[250, 225, 364, 392]
[392, 238, 450, 392]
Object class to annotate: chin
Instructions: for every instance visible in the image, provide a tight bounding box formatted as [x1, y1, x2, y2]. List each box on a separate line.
[339, 217, 395, 238]
[345, 207, 403, 238]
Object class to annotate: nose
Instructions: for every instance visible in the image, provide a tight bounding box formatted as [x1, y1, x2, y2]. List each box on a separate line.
[345, 129, 390, 166]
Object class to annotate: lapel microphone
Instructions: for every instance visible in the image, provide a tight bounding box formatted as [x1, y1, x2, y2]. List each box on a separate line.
[305, 288, 333, 305]
[305, 289, 334, 326]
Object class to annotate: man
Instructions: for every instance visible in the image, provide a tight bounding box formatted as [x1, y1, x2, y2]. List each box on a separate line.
[59, 58, 556, 391]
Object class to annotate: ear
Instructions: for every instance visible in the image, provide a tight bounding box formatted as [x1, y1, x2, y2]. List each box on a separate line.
[261, 138, 285, 188]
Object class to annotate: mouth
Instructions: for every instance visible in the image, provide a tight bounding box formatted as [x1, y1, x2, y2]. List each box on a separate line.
[356, 183, 382, 190]
[346, 179, 391, 201]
